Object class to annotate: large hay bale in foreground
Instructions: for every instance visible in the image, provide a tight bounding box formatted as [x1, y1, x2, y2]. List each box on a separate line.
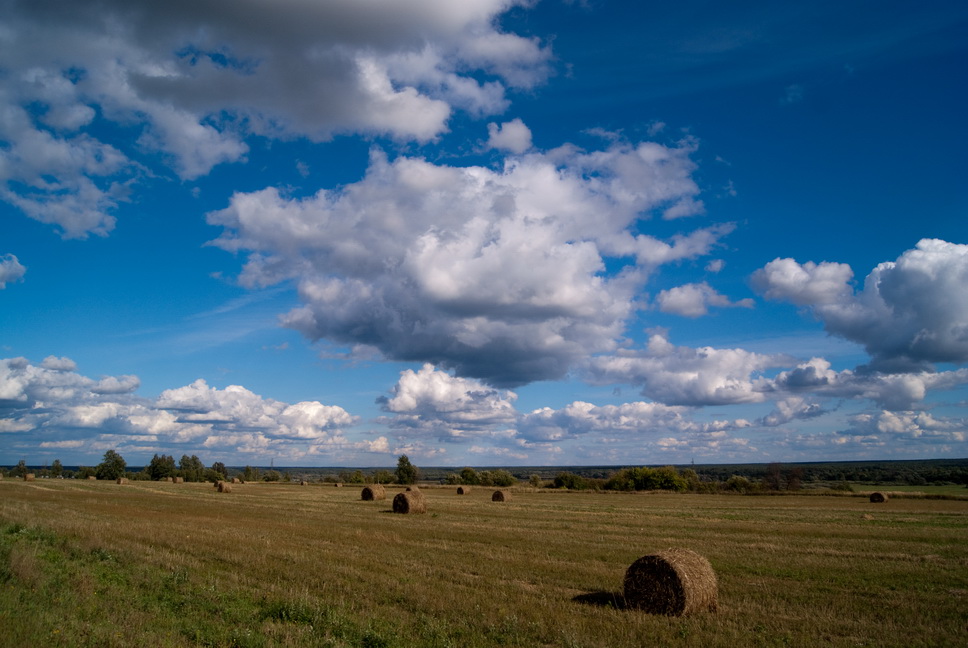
[392, 490, 427, 514]
[457, 486, 470, 495]
[492, 489, 511, 502]
[116, 478, 128, 485]
[24, 473, 36, 482]
[869, 491, 888, 503]
[217, 481, 232, 493]
[623, 548, 718, 616]
[361, 484, 386, 501]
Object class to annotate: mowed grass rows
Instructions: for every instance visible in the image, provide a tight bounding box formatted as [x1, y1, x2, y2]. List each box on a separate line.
[1, 479, 966, 647]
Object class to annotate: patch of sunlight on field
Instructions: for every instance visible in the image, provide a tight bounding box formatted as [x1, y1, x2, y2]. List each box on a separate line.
[2, 479, 967, 647]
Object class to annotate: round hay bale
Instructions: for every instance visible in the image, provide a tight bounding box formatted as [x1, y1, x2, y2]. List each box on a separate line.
[173, 477, 184, 484]
[300, 480, 308, 485]
[24, 473, 36, 482]
[457, 486, 470, 495]
[166, 476, 174, 482]
[116, 477, 128, 485]
[361, 484, 386, 501]
[869, 491, 888, 503]
[335, 482, 343, 488]
[87, 475, 97, 480]
[492, 489, 511, 502]
[231, 477, 240, 484]
[623, 548, 718, 616]
[218, 481, 232, 493]
[214, 480, 222, 489]
[392, 490, 427, 514]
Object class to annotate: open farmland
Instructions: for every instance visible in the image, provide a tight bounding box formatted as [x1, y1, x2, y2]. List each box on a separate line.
[1, 479, 966, 647]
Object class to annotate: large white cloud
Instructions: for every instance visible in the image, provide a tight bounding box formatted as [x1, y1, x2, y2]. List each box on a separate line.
[1, 0, 551, 237]
[584, 332, 792, 405]
[0, 357, 359, 460]
[752, 239, 968, 372]
[209, 139, 727, 386]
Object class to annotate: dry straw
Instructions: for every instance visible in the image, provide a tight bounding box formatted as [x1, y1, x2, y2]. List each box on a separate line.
[334, 482, 343, 488]
[87, 475, 97, 480]
[24, 473, 36, 482]
[869, 491, 889, 503]
[457, 486, 470, 495]
[166, 477, 174, 483]
[173, 477, 184, 484]
[116, 478, 128, 485]
[231, 477, 241, 484]
[361, 484, 386, 501]
[393, 490, 427, 514]
[300, 480, 308, 486]
[218, 481, 232, 493]
[623, 548, 718, 616]
[492, 490, 511, 502]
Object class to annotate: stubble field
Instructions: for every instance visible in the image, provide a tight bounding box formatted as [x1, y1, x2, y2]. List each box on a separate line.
[1, 479, 966, 647]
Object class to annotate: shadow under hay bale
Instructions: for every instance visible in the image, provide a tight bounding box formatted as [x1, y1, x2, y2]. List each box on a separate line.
[572, 590, 626, 609]
[623, 548, 718, 616]
[492, 489, 511, 502]
[869, 491, 888, 503]
[361, 484, 386, 501]
[393, 490, 426, 514]
[457, 486, 470, 495]
[218, 481, 232, 493]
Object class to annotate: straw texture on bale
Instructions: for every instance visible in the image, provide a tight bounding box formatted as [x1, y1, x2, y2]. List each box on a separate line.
[361, 484, 386, 501]
[218, 481, 232, 493]
[392, 490, 427, 514]
[623, 548, 718, 616]
[173, 477, 184, 484]
[457, 486, 470, 495]
[231, 477, 240, 484]
[87, 475, 97, 480]
[24, 473, 36, 482]
[492, 490, 511, 502]
[214, 480, 222, 489]
[116, 478, 128, 485]
[869, 491, 888, 503]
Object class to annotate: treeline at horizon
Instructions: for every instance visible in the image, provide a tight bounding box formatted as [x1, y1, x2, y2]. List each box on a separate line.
[4, 451, 968, 492]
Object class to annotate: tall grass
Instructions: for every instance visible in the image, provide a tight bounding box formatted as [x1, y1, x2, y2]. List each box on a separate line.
[2, 480, 966, 647]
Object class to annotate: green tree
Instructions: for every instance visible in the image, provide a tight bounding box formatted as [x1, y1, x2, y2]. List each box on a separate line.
[491, 469, 517, 487]
[263, 470, 281, 482]
[529, 474, 543, 488]
[179, 454, 205, 482]
[395, 455, 418, 485]
[147, 454, 176, 481]
[96, 450, 127, 480]
[12, 459, 27, 478]
[211, 462, 228, 479]
[373, 469, 395, 484]
[50, 459, 63, 478]
[242, 465, 261, 482]
[459, 467, 480, 485]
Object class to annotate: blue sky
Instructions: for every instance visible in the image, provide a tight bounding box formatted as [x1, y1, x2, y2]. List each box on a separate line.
[2, 0, 966, 468]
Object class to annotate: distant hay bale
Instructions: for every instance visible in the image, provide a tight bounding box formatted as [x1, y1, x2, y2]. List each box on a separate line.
[300, 480, 308, 486]
[623, 548, 718, 616]
[116, 478, 128, 485]
[173, 477, 184, 484]
[217, 481, 232, 493]
[335, 482, 343, 488]
[392, 490, 427, 514]
[492, 489, 511, 502]
[87, 475, 97, 481]
[24, 473, 36, 482]
[457, 486, 470, 495]
[869, 491, 888, 503]
[361, 484, 386, 501]
[166, 477, 174, 483]
[231, 477, 240, 484]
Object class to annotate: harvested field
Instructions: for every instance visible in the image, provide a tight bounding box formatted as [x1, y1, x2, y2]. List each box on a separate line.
[1, 480, 966, 648]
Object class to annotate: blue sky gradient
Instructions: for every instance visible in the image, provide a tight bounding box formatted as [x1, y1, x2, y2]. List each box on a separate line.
[2, 0, 966, 467]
